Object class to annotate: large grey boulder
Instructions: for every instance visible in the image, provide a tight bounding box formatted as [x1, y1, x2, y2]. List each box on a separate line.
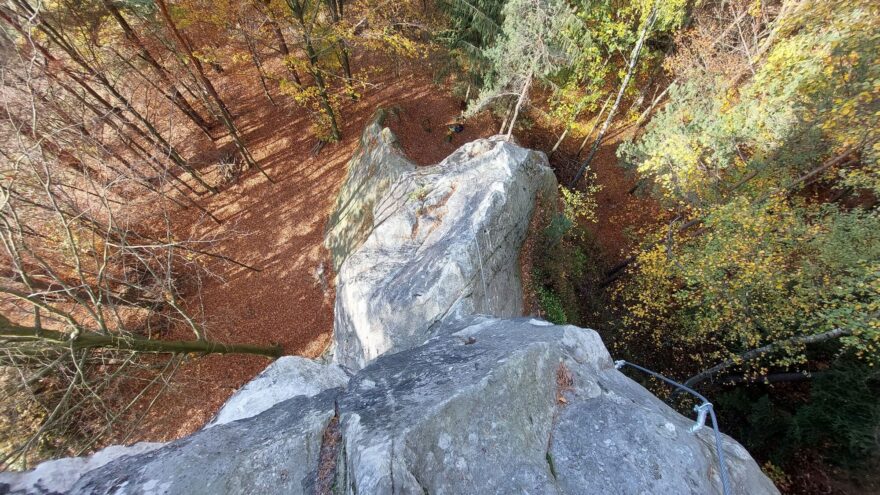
[0, 443, 162, 494]
[6, 317, 777, 494]
[325, 112, 416, 272]
[327, 117, 557, 370]
[332, 316, 776, 495]
[208, 356, 349, 427]
[69, 391, 339, 494]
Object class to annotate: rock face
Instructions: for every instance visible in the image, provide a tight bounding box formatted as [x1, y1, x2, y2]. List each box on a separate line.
[208, 356, 349, 427]
[3, 317, 776, 495]
[332, 316, 776, 495]
[72, 392, 338, 495]
[325, 113, 417, 272]
[326, 113, 557, 370]
[0, 117, 778, 495]
[0, 443, 163, 494]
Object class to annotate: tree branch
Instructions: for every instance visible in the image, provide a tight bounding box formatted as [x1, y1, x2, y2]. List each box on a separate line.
[683, 327, 853, 389]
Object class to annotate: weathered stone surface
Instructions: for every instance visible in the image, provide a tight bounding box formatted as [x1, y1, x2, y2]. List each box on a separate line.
[325, 112, 416, 272]
[0, 443, 162, 494]
[549, 353, 774, 495]
[331, 316, 777, 495]
[1, 124, 778, 495]
[208, 356, 349, 427]
[69, 390, 339, 494]
[8, 317, 776, 494]
[328, 120, 557, 370]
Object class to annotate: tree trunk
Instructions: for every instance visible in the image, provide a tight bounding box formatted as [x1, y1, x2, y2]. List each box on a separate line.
[18, 75, 139, 176]
[505, 70, 532, 140]
[634, 80, 672, 130]
[682, 327, 853, 390]
[550, 125, 570, 156]
[0, 9, 211, 196]
[0, 107, 95, 176]
[8, 73, 222, 223]
[325, 0, 353, 95]
[1, 319, 282, 358]
[575, 94, 612, 159]
[550, 99, 589, 156]
[101, 0, 216, 137]
[244, 32, 277, 106]
[8, 2, 217, 193]
[51, 73, 206, 197]
[286, 0, 342, 141]
[258, 0, 303, 86]
[570, 5, 659, 187]
[155, 0, 275, 184]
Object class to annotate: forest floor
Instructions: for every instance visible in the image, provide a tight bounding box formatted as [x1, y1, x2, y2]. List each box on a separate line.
[117, 52, 499, 444]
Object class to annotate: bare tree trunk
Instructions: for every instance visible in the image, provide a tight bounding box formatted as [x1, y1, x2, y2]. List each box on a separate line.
[682, 327, 854, 389]
[100, 0, 216, 137]
[49, 73, 205, 197]
[244, 32, 277, 106]
[2, 319, 282, 359]
[550, 126, 570, 156]
[0, 11, 210, 195]
[325, 0, 353, 95]
[258, 0, 303, 86]
[19, 73, 139, 175]
[549, 99, 589, 156]
[0, 107, 96, 176]
[570, 5, 659, 187]
[498, 101, 514, 134]
[633, 80, 672, 130]
[575, 94, 612, 159]
[505, 71, 532, 140]
[6, 2, 218, 193]
[274, 25, 303, 85]
[155, 0, 275, 184]
[6, 73, 222, 223]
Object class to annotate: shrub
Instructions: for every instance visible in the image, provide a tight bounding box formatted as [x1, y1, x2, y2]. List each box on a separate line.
[536, 285, 567, 325]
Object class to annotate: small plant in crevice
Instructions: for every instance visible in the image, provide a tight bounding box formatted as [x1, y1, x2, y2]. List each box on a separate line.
[536, 284, 567, 325]
[555, 363, 575, 403]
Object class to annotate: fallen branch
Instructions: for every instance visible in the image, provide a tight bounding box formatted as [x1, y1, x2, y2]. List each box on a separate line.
[1, 318, 282, 358]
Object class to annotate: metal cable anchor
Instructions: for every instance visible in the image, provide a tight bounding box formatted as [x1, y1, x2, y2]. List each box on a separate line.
[612, 359, 732, 495]
[691, 402, 713, 432]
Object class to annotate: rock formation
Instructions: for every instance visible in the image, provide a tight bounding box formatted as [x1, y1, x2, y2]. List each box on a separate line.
[0, 114, 778, 495]
[326, 112, 557, 370]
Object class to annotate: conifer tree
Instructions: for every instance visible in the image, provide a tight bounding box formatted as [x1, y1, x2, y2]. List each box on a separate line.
[465, 0, 583, 138]
[437, 0, 506, 82]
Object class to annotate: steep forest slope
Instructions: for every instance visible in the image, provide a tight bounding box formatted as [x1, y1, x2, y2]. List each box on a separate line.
[0, 0, 877, 492]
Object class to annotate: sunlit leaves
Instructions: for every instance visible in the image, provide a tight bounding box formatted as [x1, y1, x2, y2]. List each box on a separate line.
[616, 200, 880, 375]
[616, 1, 879, 377]
[621, 0, 879, 207]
